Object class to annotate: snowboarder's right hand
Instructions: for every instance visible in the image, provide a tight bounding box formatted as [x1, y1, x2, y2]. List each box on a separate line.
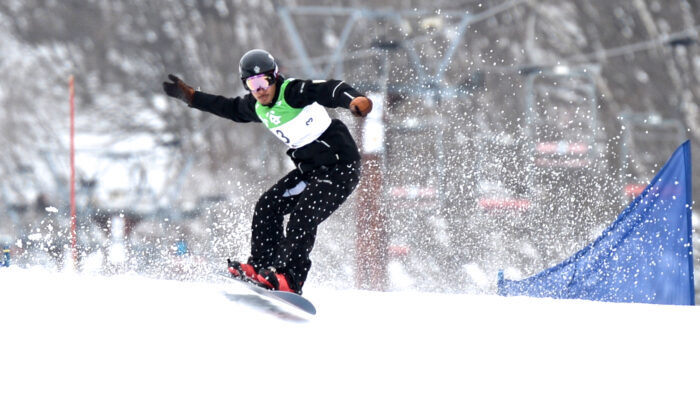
[162, 74, 195, 104]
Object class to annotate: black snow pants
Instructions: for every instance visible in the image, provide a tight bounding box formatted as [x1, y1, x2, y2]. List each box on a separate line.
[249, 161, 361, 287]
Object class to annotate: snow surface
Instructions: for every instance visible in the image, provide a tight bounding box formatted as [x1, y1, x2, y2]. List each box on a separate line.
[1, 266, 699, 393]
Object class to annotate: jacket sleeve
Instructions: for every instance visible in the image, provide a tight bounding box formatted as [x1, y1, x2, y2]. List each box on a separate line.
[189, 91, 261, 123]
[283, 79, 365, 109]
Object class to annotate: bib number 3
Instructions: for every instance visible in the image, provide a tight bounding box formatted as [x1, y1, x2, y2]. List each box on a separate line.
[275, 130, 290, 144]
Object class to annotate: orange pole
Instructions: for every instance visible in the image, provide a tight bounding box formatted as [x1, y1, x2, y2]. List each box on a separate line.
[355, 153, 387, 290]
[69, 75, 78, 268]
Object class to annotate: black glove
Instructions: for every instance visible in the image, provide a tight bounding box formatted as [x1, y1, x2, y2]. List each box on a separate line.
[162, 74, 195, 104]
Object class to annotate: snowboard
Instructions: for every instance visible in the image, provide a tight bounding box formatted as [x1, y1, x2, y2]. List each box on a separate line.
[219, 273, 317, 315]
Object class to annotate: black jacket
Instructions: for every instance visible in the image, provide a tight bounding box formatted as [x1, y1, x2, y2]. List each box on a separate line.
[190, 76, 363, 172]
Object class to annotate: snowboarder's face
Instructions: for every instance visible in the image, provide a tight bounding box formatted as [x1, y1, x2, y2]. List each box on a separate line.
[246, 73, 276, 105]
[251, 81, 276, 105]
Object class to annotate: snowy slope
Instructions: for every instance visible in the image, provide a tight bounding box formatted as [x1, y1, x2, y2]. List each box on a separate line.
[1, 267, 698, 393]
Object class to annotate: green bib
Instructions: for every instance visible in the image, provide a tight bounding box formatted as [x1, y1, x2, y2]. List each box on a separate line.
[254, 79, 332, 148]
[255, 79, 301, 129]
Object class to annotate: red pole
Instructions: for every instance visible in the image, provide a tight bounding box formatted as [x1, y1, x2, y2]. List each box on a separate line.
[69, 75, 78, 268]
[356, 155, 387, 290]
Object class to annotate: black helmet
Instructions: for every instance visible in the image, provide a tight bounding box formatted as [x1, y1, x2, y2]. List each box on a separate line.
[239, 49, 278, 83]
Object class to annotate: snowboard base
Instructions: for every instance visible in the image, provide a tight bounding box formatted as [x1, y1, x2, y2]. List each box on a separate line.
[219, 273, 316, 315]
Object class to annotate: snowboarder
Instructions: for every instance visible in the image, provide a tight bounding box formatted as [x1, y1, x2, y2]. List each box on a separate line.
[163, 49, 372, 294]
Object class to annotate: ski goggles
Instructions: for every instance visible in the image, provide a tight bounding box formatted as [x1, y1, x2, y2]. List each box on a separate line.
[244, 73, 275, 91]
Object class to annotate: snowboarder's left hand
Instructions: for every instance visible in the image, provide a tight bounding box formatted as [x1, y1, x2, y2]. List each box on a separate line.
[350, 96, 373, 117]
[162, 74, 195, 104]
